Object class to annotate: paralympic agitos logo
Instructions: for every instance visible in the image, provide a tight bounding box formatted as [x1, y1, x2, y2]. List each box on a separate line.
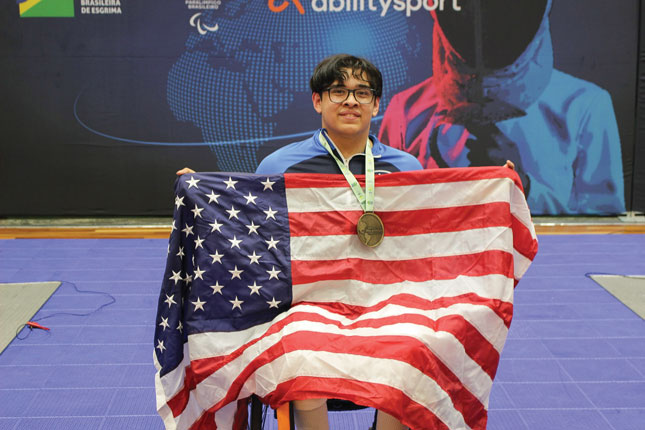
[268, 0, 462, 16]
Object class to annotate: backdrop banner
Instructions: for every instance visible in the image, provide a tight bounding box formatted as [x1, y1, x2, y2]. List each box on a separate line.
[0, 0, 641, 215]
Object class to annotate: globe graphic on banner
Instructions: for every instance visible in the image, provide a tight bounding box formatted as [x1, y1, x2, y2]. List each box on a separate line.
[167, 0, 433, 172]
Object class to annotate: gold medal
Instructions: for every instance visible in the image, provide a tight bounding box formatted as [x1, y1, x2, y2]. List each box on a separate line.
[318, 132, 383, 247]
[357, 212, 384, 247]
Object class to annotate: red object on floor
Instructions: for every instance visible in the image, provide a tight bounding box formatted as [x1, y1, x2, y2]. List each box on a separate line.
[26, 321, 50, 331]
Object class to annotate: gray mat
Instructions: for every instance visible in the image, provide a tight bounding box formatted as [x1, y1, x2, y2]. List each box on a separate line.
[0, 281, 61, 354]
[590, 275, 645, 319]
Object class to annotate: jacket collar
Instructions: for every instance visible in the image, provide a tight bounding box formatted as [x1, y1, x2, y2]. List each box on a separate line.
[314, 129, 384, 160]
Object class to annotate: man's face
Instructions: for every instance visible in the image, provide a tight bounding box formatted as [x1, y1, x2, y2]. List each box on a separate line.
[312, 69, 380, 144]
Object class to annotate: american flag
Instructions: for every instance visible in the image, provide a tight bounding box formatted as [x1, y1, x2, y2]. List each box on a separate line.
[154, 167, 538, 430]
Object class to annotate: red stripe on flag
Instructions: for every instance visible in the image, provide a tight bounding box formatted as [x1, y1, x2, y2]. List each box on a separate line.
[512, 215, 539, 261]
[288, 202, 512, 237]
[168, 372, 191, 418]
[167, 354, 234, 417]
[305, 292, 513, 330]
[291, 250, 515, 285]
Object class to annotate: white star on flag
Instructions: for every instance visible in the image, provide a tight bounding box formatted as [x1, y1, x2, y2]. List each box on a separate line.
[194, 266, 205, 280]
[248, 281, 262, 295]
[230, 296, 243, 310]
[191, 297, 206, 311]
[227, 206, 240, 220]
[229, 236, 242, 249]
[245, 221, 260, 235]
[229, 266, 243, 280]
[174, 196, 185, 209]
[209, 250, 224, 264]
[264, 207, 277, 220]
[243, 192, 258, 205]
[209, 219, 224, 233]
[194, 236, 205, 249]
[266, 237, 279, 250]
[210, 282, 224, 295]
[267, 297, 281, 308]
[169, 270, 182, 285]
[224, 177, 238, 189]
[182, 224, 194, 237]
[267, 266, 281, 280]
[191, 204, 204, 218]
[261, 178, 275, 191]
[156, 339, 166, 353]
[159, 316, 170, 331]
[176, 247, 185, 258]
[164, 294, 177, 308]
[177, 321, 183, 333]
[186, 176, 201, 189]
[206, 190, 220, 204]
[247, 251, 261, 264]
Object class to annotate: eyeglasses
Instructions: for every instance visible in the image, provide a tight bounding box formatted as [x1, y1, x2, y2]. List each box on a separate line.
[325, 86, 376, 104]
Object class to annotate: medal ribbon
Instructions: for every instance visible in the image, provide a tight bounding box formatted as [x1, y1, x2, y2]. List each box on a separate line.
[318, 130, 375, 213]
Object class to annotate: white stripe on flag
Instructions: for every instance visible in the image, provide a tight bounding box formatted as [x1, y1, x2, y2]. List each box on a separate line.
[292, 275, 514, 306]
[156, 343, 191, 407]
[513, 248, 534, 280]
[510, 182, 537, 240]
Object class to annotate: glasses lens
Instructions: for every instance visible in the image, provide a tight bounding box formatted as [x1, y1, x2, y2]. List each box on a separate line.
[327, 88, 374, 104]
[328, 88, 348, 103]
[354, 89, 373, 103]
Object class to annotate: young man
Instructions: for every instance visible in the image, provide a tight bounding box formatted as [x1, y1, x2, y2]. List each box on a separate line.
[256, 54, 421, 430]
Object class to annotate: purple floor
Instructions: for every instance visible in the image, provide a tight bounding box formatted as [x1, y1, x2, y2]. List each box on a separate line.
[0, 235, 643, 430]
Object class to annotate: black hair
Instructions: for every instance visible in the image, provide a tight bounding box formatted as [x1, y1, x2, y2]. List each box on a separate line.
[309, 54, 383, 98]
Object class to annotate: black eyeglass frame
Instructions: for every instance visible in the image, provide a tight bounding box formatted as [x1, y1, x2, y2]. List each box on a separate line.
[323, 86, 377, 104]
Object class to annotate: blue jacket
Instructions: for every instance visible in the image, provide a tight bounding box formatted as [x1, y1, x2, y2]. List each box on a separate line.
[256, 129, 422, 175]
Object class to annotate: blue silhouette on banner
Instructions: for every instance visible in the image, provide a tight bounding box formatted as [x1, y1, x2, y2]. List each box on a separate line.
[379, 0, 625, 215]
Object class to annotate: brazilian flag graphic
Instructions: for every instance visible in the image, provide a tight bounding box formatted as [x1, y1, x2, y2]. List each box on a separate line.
[19, 0, 74, 17]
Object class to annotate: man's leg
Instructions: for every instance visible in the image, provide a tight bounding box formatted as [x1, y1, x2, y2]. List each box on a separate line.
[376, 410, 406, 430]
[293, 398, 329, 430]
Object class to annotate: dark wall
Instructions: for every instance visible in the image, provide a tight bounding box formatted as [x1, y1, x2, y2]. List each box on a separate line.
[0, 0, 642, 215]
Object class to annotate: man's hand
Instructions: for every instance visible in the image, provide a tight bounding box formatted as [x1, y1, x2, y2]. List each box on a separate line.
[176, 167, 195, 176]
[504, 160, 515, 170]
